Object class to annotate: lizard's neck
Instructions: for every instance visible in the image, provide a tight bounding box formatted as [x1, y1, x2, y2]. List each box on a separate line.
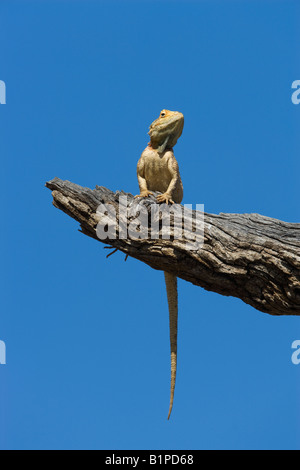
[148, 141, 173, 155]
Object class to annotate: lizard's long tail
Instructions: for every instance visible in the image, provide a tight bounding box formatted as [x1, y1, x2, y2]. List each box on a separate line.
[164, 271, 178, 420]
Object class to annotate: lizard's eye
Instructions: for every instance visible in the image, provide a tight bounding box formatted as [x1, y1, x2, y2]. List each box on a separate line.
[160, 112, 166, 117]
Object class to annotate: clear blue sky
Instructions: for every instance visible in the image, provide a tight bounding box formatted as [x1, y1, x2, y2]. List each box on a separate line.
[0, 0, 299, 450]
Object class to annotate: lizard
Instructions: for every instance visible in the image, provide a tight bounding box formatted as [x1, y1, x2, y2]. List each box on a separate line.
[135, 109, 184, 419]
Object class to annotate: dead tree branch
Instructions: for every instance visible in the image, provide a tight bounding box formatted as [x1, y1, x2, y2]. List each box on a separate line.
[45, 177, 300, 316]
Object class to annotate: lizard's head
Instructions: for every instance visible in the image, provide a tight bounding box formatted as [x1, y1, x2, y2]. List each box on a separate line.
[148, 109, 184, 154]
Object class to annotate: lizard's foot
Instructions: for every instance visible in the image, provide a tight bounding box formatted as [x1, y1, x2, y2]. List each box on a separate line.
[134, 190, 153, 199]
[156, 193, 174, 205]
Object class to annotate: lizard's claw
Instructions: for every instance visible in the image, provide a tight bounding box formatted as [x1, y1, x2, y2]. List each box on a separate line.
[156, 193, 174, 205]
[134, 190, 153, 199]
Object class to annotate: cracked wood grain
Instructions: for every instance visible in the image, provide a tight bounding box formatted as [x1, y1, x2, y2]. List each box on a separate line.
[45, 177, 300, 316]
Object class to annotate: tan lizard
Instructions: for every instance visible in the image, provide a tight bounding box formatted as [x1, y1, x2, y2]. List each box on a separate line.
[135, 109, 184, 419]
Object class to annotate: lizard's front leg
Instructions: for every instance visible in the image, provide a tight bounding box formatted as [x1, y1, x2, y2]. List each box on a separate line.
[134, 189, 153, 199]
[135, 157, 153, 199]
[156, 192, 174, 205]
[156, 157, 180, 205]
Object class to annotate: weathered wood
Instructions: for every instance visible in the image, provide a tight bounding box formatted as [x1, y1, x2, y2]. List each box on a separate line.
[45, 177, 300, 316]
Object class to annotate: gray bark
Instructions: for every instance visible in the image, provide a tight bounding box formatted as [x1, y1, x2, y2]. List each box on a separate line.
[45, 177, 300, 316]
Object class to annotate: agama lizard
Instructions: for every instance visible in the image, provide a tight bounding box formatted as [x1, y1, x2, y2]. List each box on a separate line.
[135, 109, 184, 419]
